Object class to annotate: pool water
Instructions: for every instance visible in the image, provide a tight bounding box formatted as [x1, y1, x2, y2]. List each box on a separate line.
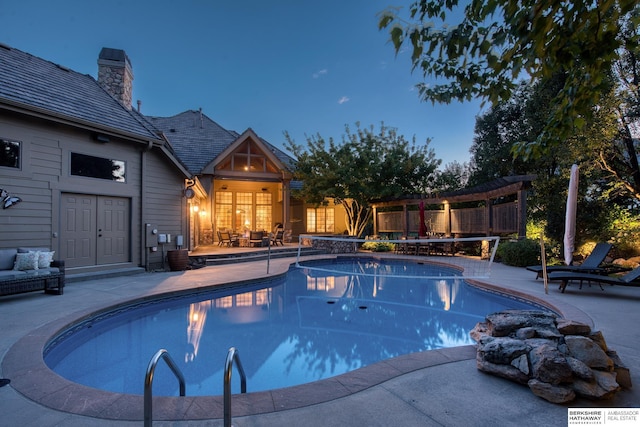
[45, 257, 543, 396]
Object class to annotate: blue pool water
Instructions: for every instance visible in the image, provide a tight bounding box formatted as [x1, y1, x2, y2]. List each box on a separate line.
[45, 257, 544, 397]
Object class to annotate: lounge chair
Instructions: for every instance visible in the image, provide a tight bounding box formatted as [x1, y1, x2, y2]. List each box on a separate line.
[526, 242, 613, 279]
[549, 266, 640, 293]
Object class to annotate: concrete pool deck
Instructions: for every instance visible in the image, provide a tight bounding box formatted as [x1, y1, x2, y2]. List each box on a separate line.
[1, 254, 639, 426]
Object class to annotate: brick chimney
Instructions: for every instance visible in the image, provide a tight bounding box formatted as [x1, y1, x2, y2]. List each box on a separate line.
[97, 48, 134, 110]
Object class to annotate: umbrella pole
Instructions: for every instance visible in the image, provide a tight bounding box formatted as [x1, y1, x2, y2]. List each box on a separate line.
[540, 234, 548, 294]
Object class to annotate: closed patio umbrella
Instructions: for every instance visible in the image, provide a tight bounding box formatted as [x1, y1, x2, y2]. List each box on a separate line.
[564, 164, 579, 266]
[419, 201, 427, 236]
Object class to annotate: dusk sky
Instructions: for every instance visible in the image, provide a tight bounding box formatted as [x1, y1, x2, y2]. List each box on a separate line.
[1, 0, 485, 166]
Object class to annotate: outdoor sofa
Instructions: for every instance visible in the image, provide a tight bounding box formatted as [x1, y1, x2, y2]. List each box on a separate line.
[0, 248, 65, 297]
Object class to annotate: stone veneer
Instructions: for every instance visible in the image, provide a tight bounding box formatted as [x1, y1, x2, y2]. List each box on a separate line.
[300, 236, 359, 254]
[471, 310, 632, 403]
[97, 47, 134, 110]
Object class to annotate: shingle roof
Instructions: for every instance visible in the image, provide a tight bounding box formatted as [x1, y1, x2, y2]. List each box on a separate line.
[0, 44, 296, 176]
[0, 44, 160, 141]
[148, 110, 238, 174]
[148, 110, 296, 174]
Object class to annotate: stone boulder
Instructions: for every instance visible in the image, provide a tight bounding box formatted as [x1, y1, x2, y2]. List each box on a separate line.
[472, 310, 630, 403]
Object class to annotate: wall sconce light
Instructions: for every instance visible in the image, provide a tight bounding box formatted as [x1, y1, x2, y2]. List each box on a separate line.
[192, 205, 199, 213]
[199, 209, 206, 217]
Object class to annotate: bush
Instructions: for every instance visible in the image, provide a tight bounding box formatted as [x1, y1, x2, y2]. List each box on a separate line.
[496, 238, 541, 267]
[361, 241, 395, 252]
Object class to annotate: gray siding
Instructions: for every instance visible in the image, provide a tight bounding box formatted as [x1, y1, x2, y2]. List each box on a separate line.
[1, 113, 187, 272]
[142, 151, 187, 270]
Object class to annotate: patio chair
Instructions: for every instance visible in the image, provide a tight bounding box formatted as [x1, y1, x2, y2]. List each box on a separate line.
[549, 266, 640, 293]
[525, 242, 613, 280]
[249, 231, 264, 247]
[219, 231, 237, 247]
[271, 228, 284, 246]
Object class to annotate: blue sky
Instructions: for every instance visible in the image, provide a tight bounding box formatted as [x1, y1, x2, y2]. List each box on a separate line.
[1, 0, 484, 166]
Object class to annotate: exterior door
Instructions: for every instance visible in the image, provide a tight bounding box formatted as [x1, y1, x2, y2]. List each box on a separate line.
[61, 193, 130, 268]
[97, 197, 129, 264]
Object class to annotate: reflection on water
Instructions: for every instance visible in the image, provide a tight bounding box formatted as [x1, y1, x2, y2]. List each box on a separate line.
[45, 258, 539, 397]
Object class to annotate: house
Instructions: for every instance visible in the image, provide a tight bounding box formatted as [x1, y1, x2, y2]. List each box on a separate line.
[0, 45, 192, 274]
[1, 44, 351, 277]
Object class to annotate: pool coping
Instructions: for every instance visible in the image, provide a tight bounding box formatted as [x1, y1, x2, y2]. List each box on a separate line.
[2, 257, 593, 421]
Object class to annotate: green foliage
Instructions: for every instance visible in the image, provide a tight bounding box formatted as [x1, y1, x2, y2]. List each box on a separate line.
[284, 123, 440, 236]
[496, 238, 541, 267]
[361, 241, 396, 252]
[603, 205, 640, 257]
[379, 0, 640, 157]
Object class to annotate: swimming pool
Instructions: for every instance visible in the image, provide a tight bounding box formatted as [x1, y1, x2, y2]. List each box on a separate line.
[44, 257, 546, 397]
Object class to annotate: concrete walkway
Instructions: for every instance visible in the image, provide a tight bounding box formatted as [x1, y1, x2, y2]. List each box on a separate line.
[1, 255, 638, 427]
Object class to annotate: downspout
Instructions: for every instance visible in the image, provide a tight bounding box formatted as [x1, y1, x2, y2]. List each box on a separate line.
[141, 148, 149, 271]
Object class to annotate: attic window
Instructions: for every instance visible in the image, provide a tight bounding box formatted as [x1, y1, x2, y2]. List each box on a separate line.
[0, 138, 20, 169]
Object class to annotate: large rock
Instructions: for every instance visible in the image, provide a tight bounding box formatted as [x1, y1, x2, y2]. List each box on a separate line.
[528, 379, 575, 403]
[572, 370, 620, 399]
[476, 336, 530, 365]
[472, 310, 629, 404]
[484, 310, 558, 337]
[529, 343, 573, 385]
[564, 335, 613, 370]
[556, 319, 591, 336]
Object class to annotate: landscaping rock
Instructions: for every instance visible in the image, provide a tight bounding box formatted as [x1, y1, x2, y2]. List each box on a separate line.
[564, 335, 613, 370]
[472, 310, 629, 403]
[528, 379, 575, 403]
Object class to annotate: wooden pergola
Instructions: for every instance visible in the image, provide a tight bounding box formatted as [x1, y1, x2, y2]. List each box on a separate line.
[371, 175, 536, 239]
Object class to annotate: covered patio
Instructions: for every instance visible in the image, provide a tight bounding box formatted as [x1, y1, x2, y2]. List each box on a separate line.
[371, 175, 536, 239]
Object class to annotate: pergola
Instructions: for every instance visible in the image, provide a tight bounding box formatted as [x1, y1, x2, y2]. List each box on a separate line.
[371, 175, 536, 239]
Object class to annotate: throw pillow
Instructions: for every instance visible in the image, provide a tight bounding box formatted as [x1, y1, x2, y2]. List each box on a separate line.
[36, 251, 55, 269]
[13, 251, 39, 271]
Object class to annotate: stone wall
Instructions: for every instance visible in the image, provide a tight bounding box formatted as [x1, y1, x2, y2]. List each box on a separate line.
[471, 310, 631, 403]
[300, 236, 359, 254]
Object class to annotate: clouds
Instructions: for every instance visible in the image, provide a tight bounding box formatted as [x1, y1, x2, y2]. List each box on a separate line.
[312, 69, 327, 79]
[311, 68, 349, 104]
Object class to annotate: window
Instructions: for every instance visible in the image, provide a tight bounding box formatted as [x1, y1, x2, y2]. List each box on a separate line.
[306, 207, 334, 233]
[0, 139, 21, 169]
[215, 191, 233, 230]
[236, 192, 253, 231]
[71, 152, 125, 182]
[255, 192, 272, 231]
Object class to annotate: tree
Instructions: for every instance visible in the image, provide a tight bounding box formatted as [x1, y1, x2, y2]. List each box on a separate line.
[285, 124, 440, 236]
[379, 0, 640, 157]
[432, 160, 470, 192]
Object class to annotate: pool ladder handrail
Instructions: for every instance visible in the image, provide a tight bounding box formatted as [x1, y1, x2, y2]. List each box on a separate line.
[144, 349, 185, 427]
[224, 346, 247, 427]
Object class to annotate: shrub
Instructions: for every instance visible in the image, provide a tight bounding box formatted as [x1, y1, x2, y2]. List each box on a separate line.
[361, 241, 395, 252]
[496, 238, 541, 267]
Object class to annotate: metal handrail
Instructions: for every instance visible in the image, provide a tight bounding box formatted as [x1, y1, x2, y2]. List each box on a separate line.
[224, 347, 247, 427]
[144, 349, 186, 427]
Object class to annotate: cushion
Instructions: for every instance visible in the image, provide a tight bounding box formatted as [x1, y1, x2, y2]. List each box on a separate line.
[35, 251, 55, 269]
[18, 247, 50, 253]
[0, 249, 18, 270]
[13, 251, 39, 271]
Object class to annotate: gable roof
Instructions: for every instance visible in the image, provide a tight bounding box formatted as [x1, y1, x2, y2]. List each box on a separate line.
[0, 44, 163, 144]
[149, 109, 296, 175]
